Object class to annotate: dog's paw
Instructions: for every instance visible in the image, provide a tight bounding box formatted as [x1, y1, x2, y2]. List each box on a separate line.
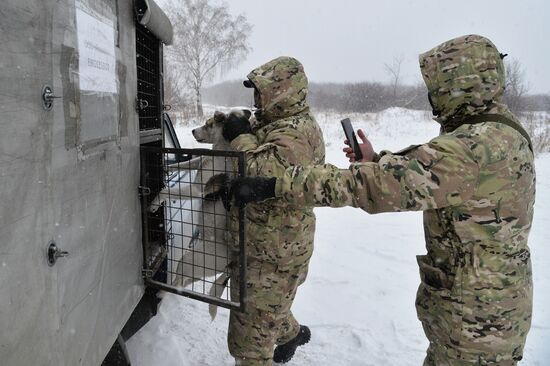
[147, 203, 162, 213]
[203, 173, 229, 200]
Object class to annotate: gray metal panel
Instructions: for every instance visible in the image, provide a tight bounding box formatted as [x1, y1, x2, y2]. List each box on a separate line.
[0, 1, 61, 365]
[1, 0, 145, 365]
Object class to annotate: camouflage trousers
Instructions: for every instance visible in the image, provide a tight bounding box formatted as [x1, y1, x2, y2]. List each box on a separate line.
[228, 258, 309, 366]
[423, 344, 517, 366]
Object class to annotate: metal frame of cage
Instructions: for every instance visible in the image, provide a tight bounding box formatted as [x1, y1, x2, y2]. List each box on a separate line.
[139, 146, 247, 312]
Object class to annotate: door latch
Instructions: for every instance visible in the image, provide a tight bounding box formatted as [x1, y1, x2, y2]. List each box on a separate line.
[136, 98, 149, 111]
[47, 241, 69, 266]
[138, 185, 151, 198]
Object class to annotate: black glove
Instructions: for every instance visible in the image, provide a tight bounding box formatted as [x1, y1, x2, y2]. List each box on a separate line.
[222, 118, 252, 142]
[204, 175, 276, 207]
[230, 176, 277, 205]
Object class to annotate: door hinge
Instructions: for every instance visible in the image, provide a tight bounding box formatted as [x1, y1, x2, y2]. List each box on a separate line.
[141, 269, 154, 279]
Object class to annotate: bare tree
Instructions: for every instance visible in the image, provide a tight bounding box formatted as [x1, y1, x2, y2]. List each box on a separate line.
[164, 61, 186, 110]
[503, 58, 529, 114]
[166, 0, 251, 117]
[521, 113, 550, 155]
[164, 62, 197, 122]
[400, 81, 430, 110]
[384, 55, 404, 106]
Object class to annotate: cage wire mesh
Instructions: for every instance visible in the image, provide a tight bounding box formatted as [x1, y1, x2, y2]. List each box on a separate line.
[140, 146, 246, 311]
[135, 23, 161, 131]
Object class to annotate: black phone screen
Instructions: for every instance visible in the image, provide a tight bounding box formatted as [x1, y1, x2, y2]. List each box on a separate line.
[341, 118, 363, 161]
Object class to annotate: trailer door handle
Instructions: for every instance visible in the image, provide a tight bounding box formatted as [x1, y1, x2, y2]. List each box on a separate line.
[42, 85, 61, 111]
[47, 241, 69, 266]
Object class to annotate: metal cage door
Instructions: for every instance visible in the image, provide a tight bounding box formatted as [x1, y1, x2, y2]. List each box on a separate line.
[139, 147, 247, 312]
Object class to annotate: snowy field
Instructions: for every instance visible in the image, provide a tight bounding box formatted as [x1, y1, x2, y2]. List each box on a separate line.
[127, 108, 550, 366]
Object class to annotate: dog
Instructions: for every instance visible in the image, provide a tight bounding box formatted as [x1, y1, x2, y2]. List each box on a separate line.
[148, 109, 251, 319]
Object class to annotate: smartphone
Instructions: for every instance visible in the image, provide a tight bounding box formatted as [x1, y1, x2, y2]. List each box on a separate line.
[341, 118, 363, 161]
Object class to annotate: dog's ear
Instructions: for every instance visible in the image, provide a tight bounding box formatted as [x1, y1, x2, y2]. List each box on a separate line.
[213, 111, 226, 122]
[242, 109, 252, 120]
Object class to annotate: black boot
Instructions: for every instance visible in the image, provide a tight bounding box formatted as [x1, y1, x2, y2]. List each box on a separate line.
[273, 325, 311, 364]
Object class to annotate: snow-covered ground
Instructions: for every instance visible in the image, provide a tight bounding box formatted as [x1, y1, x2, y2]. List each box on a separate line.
[127, 108, 550, 366]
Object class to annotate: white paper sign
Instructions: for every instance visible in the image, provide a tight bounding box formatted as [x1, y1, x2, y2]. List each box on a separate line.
[76, 8, 117, 93]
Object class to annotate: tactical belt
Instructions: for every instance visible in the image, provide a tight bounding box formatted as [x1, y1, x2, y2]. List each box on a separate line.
[461, 114, 533, 153]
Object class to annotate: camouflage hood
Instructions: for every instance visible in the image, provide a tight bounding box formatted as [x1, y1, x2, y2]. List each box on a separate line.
[246, 56, 309, 124]
[419, 34, 511, 131]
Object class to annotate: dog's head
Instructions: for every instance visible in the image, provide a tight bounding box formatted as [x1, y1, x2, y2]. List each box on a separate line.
[192, 109, 252, 145]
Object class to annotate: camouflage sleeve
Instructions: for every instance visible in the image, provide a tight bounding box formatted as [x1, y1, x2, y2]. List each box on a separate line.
[230, 120, 314, 177]
[276, 135, 480, 213]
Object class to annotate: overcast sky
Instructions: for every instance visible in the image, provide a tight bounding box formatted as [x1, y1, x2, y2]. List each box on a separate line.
[194, 0, 548, 94]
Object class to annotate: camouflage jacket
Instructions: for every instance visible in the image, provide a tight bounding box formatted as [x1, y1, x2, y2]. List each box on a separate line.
[275, 36, 536, 362]
[230, 56, 325, 267]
